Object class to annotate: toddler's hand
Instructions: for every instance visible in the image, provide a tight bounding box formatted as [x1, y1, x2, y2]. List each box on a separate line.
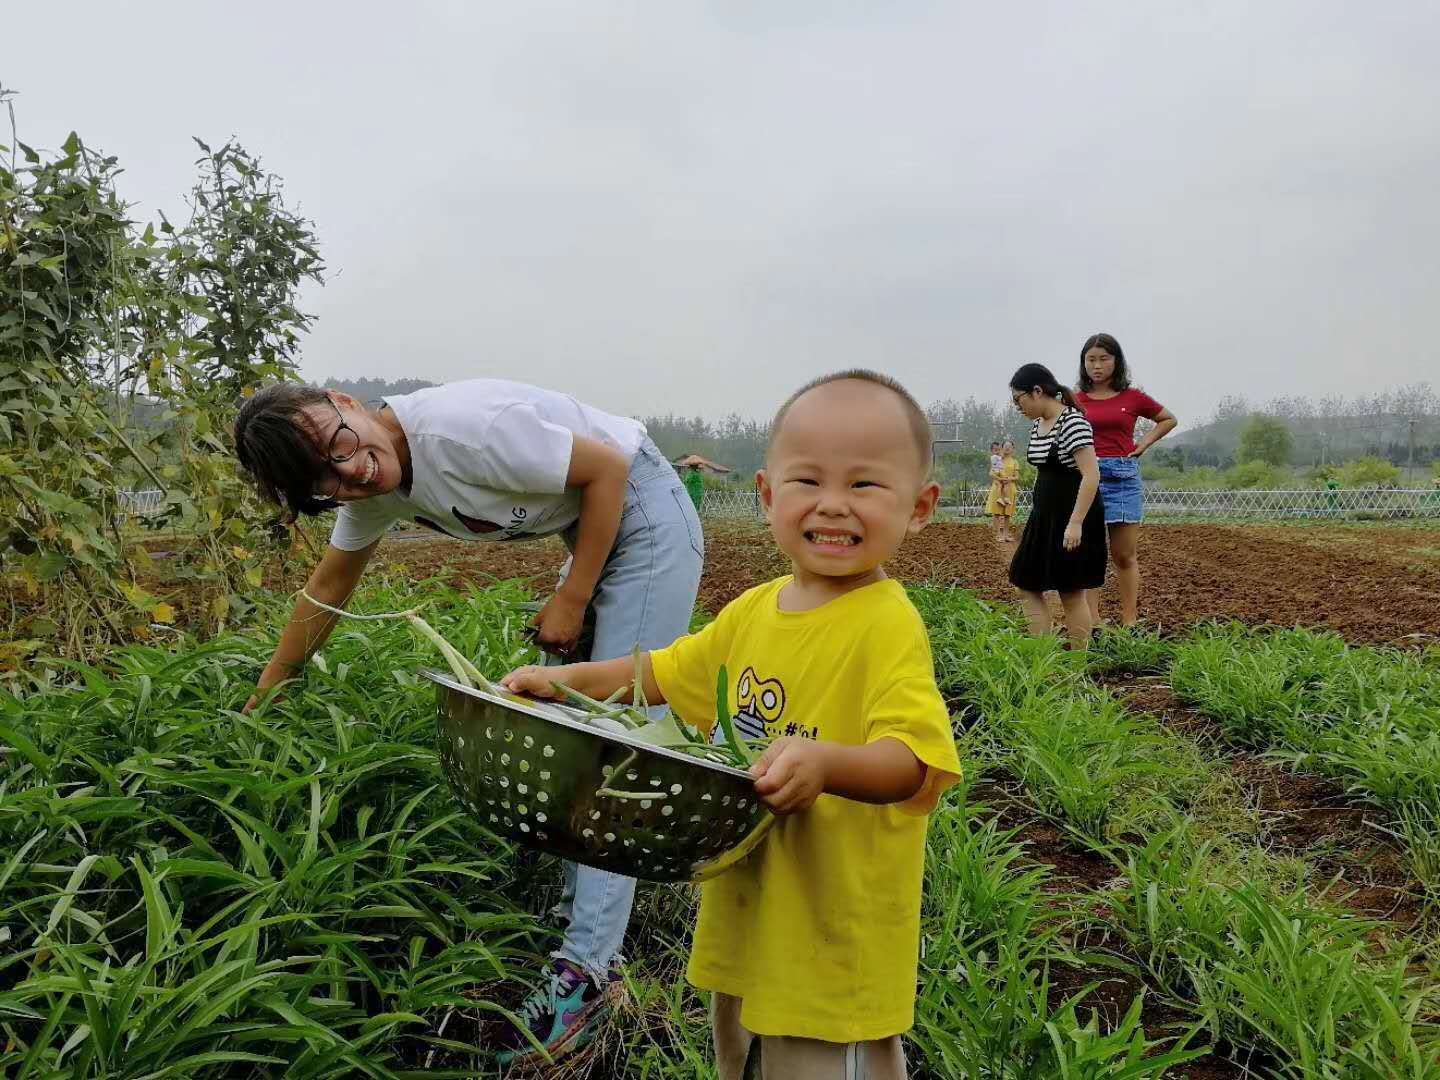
[750, 737, 828, 815]
[500, 664, 570, 699]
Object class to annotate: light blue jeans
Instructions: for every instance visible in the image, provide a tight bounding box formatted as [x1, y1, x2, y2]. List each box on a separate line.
[547, 436, 704, 980]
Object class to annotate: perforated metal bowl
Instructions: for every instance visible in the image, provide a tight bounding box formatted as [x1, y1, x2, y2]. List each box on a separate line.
[425, 669, 773, 883]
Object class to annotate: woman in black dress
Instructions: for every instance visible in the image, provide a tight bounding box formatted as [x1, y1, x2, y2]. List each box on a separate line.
[1007, 363, 1107, 650]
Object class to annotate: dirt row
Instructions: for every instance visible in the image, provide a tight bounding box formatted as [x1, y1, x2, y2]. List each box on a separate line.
[376, 521, 1440, 646]
[971, 667, 1427, 1080]
[1108, 674, 1423, 927]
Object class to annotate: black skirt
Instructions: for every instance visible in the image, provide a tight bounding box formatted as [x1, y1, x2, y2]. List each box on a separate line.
[1009, 444, 1107, 594]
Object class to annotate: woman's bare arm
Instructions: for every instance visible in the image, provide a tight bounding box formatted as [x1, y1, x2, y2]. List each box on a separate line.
[529, 435, 631, 653]
[1133, 407, 1178, 456]
[245, 540, 379, 712]
[1065, 446, 1101, 549]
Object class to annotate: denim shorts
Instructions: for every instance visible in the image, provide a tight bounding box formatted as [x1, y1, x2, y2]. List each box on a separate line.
[1098, 457, 1143, 524]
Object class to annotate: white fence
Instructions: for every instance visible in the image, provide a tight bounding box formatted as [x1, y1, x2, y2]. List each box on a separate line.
[700, 489, 765, 518]
[114, 488, 167, 524]
[114, 485, 1440, 526]
[700, 486, 1440, 521]
[1122, 487, 1440, 520]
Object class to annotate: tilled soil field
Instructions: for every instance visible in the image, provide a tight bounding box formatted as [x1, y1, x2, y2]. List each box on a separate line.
[376, 521, 1440, 645]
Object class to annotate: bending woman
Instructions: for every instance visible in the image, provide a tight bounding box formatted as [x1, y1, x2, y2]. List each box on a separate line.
[233, 379, 703, 1063]
[1074, 333, 1178, 627]
[1007, 364, 1106, 649]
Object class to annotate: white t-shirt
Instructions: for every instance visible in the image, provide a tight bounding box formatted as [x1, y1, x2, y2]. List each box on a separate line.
[329, 379, 646, 551]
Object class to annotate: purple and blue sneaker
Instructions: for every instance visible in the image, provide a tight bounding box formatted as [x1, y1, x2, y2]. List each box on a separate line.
[496, 958, 622, 1065]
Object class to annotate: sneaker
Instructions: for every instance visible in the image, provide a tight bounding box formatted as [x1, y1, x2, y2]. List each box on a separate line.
[496, 959, 620, 1065]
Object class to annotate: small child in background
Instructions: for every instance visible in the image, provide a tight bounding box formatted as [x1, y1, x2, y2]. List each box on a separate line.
[503, 370, 962, 1079]
[997, 438, 1017, 512]
[990, 440, 1013, 512]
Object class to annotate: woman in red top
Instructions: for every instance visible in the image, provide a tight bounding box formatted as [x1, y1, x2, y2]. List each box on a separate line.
[1074, 333, 1178, 627]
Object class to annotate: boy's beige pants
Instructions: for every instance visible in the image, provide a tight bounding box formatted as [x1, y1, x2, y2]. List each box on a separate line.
[712, 993, 907, 1080]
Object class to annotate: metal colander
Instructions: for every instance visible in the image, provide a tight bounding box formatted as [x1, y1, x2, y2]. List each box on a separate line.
[425, 669, 773, 883]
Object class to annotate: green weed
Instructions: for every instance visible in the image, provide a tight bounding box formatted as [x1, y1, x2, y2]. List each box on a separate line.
[0, 581, 542, 1076]
[1102, 826, 1440, 1077]
[7, 574, 1436, 1077]
[1087, 626, 1176, 678]
[914, 795, 1204, 1077]
[1171, 622, 1440, 894]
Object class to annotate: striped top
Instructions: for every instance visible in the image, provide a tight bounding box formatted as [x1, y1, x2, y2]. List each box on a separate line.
[1026, 407, 1095, 469]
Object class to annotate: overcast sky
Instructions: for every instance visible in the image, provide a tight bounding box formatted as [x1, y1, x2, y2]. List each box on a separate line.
[7, 1, 1439, 422]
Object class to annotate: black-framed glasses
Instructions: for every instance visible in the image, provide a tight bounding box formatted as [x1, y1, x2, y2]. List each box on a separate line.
[314, 398, 360, 499]
[1010, 390, 1030, 409]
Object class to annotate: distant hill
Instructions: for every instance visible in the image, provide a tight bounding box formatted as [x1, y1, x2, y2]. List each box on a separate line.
[316, 376, 438, 401]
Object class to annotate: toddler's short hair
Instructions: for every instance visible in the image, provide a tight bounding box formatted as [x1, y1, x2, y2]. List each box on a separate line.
[769, 370, 932, 473]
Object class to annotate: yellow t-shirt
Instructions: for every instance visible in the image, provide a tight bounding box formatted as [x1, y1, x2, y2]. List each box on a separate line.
[650, 576, 962, 1043]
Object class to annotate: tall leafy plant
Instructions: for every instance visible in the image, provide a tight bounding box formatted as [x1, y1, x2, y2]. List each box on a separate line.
[124, 138, 326, 630]
[0, 89, 325, 664]
[0, 89, 158, 657]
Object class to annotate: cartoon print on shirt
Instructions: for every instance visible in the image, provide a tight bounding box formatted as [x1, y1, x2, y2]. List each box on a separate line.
[720, 666, 815, 742]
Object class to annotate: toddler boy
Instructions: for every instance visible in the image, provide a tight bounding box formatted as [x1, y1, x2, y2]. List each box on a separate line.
[504, 371, 961, 1078]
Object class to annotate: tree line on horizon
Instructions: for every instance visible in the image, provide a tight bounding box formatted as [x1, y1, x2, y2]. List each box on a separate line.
[318, 375, 1439, 484]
